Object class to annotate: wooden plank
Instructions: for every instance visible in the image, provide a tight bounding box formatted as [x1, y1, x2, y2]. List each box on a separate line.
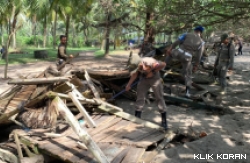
[121, 147, 145, 163]
[122, 127, 157, 141]
[135, 132, 166, 148]
[102, 144, 125, 163]
[8, 77, 69, 85]
[89, 116, 119, 135]
[51, 97, 109, 163]
[98, 105, 162, 129]
[111, 148, 129, 163]
[85, 70, 101, 99]
[93, 120, 131, 142]
[101, 123, 143, 144]
[20, 85, 37, 92]
[0, 148, 18, 163]
[92, 114, 113, 127]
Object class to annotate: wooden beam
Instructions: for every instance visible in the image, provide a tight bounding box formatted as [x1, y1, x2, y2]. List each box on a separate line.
[14, 131, 23, 160]
[0, 148, 18, 163]
[26, 91, 101, 108]
[98, 105, 162, 129]
[164, 94, 224, 111]
[0, 108, 20, 123]
[85, 70, 101, 99]
[68, 92, 96, 128]
[8, 77, 69, 85]
[51, 96, 110, 163]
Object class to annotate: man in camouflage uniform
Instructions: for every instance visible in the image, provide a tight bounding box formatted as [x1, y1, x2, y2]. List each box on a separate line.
[214, 34, 235, 94]
[166, 26, 205, 97]
[125, 57, 168, 130]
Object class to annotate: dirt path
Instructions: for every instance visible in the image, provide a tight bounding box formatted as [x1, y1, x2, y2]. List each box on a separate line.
[1, 48, 250, 162]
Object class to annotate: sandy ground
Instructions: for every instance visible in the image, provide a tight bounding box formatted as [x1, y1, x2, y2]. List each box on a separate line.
[1, 47, 250, 162]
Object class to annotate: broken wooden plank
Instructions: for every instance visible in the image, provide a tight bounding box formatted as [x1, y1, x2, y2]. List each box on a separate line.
[85, 70, 101, 99]
[51, 96, 110, 163]
[0, 108, 20, 123]
[0, 85, 22, 100]
[26, 91, 101, 108]
[8, 77, 69, 85]
[20, 155, 44, 163]
[0, 148, 18, 163]
[98, 105, 162, 129]
[121, 147, 145, 163]
[97, 99, 123, 112]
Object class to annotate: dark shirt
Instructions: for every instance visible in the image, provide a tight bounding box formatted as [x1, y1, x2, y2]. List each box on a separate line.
[57, 43, 67, 61]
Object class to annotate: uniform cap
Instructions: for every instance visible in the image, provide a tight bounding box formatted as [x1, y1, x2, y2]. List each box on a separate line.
[194, 26, 205, 33]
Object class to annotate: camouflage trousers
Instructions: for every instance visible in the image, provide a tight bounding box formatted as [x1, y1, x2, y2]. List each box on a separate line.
[216, 62, 229, 89]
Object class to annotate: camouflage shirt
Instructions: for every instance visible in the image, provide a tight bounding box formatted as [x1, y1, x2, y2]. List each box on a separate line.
[215, 43, 235, 68]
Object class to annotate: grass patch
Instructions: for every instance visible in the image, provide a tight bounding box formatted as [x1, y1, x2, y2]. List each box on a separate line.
[0, 47, 99, 65]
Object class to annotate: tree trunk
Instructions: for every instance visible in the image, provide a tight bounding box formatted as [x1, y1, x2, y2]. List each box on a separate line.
[65, 15, 70, 48]
[72, 22, 76, 47]
[53, 7, 58, 49]
[1, 25, 3, 45]
[104, 13, 112, 56]
[32, 15, 38, 47]
[12, 31, 16, 49]
[144, 12, 155, 43]
[43, 16, 47, 48]
[4, 6, 17, 78]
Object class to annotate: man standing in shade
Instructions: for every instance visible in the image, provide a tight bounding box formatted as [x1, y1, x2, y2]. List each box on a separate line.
[166, 26, 205, 97]
[214, 34, 235, 94]
[125, 57, 168, 130]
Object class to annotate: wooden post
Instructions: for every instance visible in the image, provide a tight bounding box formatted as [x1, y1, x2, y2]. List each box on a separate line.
[51, 96, 110, 163]
[68, 92, 96, 128]
[84, 70, 101, 99]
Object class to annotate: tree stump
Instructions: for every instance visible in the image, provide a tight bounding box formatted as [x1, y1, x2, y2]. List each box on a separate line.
[34, 50, 48, 59]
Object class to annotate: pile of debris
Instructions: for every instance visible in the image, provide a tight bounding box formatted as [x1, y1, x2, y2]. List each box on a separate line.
[0, 50, 242, 163]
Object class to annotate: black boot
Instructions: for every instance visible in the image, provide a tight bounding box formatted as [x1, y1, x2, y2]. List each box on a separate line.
[161, 112, 168, 130]
[135, 111, 141, 118]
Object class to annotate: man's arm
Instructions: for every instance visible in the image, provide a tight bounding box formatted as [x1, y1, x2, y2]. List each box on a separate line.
[166, 33, 186, 55]
[125, 71, 139, 91]
[152, 61, 166, 72]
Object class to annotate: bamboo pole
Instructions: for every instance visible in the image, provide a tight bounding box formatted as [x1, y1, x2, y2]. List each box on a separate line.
[51, 96, 110, 163]
[8, 77, 69, 85]
[14, 132, 23, 161]
[68, 92, 96, 128]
